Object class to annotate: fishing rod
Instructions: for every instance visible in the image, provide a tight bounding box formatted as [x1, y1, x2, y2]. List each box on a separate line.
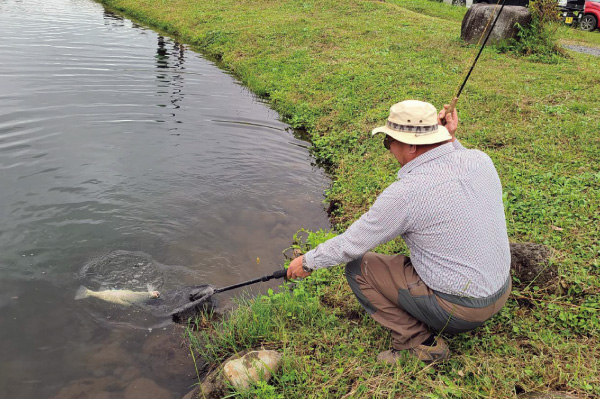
[446, 0, 507, 115]
[204, 268, 288, 296]
[170, 268, 288, 322]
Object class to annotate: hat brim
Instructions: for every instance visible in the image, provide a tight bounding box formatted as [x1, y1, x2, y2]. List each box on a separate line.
[371, 125, 452, 145]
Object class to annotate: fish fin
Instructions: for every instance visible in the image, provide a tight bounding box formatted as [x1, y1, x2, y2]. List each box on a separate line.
[74, 285, 90, 300]
[146, 283, 155, 293]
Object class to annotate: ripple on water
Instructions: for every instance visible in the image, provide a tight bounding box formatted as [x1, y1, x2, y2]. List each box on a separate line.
[79, 250, 164, 292]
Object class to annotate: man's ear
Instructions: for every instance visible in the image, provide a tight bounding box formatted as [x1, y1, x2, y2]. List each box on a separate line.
[409, 145, 417, 154]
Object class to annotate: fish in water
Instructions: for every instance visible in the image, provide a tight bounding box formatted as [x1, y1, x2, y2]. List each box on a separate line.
[75, 285, 160, 307]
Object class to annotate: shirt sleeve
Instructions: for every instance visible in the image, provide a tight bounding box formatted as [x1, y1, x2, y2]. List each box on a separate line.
[304, 181, 412, 270]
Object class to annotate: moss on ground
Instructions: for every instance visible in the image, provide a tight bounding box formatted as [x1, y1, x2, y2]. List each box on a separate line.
[98, 0, 599, 397]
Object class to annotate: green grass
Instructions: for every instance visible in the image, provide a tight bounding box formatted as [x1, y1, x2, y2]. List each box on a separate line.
[388, 0, 468, 21]
[96, 0, 600, 397]
[559, 25, 600, 47]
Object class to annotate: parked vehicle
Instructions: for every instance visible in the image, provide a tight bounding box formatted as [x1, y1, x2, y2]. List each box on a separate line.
[559, 0, 600, 31]
[471, 0, 529, 5]
[580, 0, 600, 31]
[559, 0, 585, 27]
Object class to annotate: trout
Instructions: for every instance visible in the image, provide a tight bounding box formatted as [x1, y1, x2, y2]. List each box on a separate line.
[75, 285, 160, 306]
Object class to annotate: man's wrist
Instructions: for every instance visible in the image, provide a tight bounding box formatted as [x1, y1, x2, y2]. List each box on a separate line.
[301, 256, 313, 273]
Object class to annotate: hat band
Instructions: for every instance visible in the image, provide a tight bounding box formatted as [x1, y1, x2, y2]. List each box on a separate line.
[387, 120, 439, 136]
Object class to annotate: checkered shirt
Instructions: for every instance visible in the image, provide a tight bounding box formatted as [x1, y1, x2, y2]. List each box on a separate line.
[304, 140, 511, 298]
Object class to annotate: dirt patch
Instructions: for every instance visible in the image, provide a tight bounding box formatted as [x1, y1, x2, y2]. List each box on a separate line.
[510, 242, 555, 288]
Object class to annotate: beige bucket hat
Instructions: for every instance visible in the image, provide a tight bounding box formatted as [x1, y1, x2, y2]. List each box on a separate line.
[371, 100, 451, 145]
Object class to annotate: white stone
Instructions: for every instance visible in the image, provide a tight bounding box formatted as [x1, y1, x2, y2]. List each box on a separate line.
[222, 350, 282, 391]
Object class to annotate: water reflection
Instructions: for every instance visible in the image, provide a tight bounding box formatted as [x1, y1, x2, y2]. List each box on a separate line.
[155, 36, 185, 124]
[102, 8, 124, 25]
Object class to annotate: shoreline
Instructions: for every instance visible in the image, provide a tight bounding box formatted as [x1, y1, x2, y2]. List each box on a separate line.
[96, 0, 600, 397]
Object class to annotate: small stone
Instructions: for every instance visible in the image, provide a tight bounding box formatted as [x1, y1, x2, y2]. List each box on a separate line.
[181, 389, 197, 399]
[91, 368, 107, 378]
[88, 342, 133, 367]
[222, 350, 282, 391]
[120, 366, 141, 382]
[124, 378, 172, 399]
[53, 377, 123, 399]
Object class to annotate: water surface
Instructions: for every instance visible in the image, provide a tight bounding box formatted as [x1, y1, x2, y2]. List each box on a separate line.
[0, 1, 330, 397]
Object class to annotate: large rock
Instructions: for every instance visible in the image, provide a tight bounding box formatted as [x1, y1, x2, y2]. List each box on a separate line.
[461, 5, 532, 45]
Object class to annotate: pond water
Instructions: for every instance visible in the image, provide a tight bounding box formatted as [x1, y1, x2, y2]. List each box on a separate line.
[0, 0, 330, 397]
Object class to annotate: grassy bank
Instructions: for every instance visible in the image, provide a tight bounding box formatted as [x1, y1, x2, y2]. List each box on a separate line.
[97, 0, 600, 397]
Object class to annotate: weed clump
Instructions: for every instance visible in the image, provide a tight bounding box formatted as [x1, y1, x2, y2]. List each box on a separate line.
[498, 0, 566, 62]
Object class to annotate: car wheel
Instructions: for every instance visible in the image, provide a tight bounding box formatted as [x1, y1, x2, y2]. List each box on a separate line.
[580, 14, 597, 32]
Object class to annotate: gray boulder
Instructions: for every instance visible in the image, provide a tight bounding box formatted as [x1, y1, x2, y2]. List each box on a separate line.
[461, 4, 532, 45]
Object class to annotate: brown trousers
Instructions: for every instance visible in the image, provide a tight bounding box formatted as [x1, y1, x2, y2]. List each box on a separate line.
[345, 252, 511, 350]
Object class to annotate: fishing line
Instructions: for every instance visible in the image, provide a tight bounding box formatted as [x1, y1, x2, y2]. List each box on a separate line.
[446, 0, 507, 114]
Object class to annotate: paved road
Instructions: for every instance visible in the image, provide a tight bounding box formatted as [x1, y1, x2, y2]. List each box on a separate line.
[563, 44, 600, 57]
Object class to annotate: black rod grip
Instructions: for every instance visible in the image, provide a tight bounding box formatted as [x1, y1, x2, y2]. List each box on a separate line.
[213, 269, 288, 294]
[272, 268, 288, 279]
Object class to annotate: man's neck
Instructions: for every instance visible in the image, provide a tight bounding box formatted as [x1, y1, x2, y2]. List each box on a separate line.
[414, 140, 451, 157]
[401, 140, 451, 165]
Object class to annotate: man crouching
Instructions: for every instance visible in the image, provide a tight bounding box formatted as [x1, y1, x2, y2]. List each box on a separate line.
[287, 100, 511, 364]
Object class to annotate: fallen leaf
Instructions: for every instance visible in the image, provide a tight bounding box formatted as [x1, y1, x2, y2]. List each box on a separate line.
[551, 225, 563, 231]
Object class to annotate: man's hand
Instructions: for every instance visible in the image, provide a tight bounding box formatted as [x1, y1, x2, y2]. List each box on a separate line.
[287, 255, 312, 280]
[438, 105, 458, 139]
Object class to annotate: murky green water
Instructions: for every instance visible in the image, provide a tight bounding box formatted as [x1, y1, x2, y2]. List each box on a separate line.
[0, 1, 330, 397]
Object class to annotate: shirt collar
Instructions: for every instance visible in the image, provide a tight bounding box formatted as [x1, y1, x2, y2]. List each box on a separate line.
[397, 142, 456, 178]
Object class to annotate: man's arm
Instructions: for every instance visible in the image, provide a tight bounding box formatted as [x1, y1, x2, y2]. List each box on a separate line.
[287, 182, 413, 279]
